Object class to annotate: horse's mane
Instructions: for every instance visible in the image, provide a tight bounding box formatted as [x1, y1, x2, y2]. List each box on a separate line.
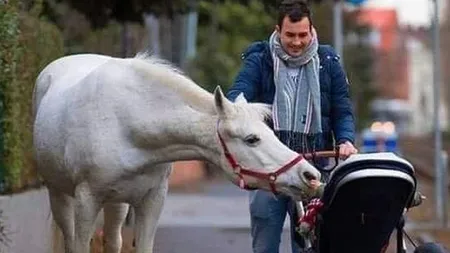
[129, 52, 215, 114]
[129, 52, 272, 122]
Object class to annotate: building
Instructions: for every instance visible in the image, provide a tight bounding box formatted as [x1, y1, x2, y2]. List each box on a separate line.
[354, 0, 448, 136]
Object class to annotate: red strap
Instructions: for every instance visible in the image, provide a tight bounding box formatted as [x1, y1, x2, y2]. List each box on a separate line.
[299, 198, 324, 227]
[216, 120, 304, 194]
[217, 131, 240, 170]
[238, 155, 303, 180]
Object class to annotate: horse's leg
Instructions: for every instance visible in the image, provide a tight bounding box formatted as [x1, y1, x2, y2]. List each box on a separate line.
[133, 168, 170, 253]
[48, 187, 75, 253]
[133, 184, 168, 253]
[103, 203, 129, 253]
[73, 183, 102, 253]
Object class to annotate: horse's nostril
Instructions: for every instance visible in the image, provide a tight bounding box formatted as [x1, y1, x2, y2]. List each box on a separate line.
[303, 171, 316, 181]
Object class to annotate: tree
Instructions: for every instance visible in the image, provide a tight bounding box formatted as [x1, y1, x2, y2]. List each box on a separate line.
[50, 0, 196, 29]
[227, 0, 329, 10]
[343, 18, 376, 130]
[186, 0, 274, 92]
[1, 0, 64, 193]
[43, 0, 199, 58]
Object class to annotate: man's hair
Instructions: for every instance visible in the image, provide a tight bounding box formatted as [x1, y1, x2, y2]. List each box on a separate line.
[277, 0, 313, 30]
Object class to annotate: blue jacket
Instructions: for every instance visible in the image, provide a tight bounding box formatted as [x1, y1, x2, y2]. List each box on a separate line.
[226, 41, 355, 151]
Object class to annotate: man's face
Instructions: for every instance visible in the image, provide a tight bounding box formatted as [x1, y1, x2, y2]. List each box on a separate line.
[276, 16, 312, 57]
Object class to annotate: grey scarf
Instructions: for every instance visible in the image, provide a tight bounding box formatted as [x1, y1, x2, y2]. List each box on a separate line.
[269, 29, 322, 153]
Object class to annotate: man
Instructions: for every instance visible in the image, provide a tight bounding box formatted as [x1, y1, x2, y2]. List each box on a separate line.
[226, 0, 358, 252]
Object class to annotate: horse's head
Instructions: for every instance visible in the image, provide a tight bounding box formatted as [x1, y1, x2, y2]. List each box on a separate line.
[213, 86, 321, 200]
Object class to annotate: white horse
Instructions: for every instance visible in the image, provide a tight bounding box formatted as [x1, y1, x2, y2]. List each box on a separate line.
[32, 52, 321, 253]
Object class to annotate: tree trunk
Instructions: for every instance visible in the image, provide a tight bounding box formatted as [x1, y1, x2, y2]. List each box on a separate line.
[159, 16, 173, 61]
[121, 22, 131, 58]
[143, 13, 160, 56]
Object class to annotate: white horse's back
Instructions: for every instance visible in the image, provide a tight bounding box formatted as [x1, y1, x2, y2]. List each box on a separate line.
[33, 54, 194, 194]
[33, 54, 113, 119]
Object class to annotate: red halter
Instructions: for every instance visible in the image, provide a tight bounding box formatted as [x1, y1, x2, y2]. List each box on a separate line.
[216, 120, 304, 194]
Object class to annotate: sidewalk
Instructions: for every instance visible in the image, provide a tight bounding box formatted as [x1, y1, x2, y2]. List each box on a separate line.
[160, 178, 291, 229]
[0, 188, 53, 253]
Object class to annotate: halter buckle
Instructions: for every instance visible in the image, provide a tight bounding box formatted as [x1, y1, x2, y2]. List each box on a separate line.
[233, 165, 242, 174]
[268, 173, 277, 182]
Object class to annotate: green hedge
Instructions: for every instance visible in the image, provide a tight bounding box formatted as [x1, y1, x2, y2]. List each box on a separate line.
[0, 0, 21, 193]
[0, 1, 64, 193]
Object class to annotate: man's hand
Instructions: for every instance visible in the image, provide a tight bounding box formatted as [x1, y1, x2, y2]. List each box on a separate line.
[338, 141, 358, 160]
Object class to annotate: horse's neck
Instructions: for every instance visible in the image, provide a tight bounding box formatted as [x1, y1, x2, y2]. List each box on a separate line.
[126, 57, 224, 166]
[141, 109, 223, 166]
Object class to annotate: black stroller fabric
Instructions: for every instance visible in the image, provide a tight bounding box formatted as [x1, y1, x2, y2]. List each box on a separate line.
[309, 159, 416, 253]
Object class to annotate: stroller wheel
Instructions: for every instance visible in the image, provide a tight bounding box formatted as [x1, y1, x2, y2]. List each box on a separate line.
[414, 242, 449, 253]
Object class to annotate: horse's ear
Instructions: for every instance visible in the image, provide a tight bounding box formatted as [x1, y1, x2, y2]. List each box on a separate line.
[214, 86, 234, 118]
[235, 93, 248, 104]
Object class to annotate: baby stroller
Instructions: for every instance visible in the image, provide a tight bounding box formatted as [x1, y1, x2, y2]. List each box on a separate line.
[294, 151, 447, 253]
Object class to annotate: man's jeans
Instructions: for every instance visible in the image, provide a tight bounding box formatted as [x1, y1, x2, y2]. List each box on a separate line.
[249, 189, 305, 253]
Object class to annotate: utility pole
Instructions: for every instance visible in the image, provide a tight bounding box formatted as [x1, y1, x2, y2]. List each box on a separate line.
[432, 0, 446, 227]
[333, 0, 344, 66]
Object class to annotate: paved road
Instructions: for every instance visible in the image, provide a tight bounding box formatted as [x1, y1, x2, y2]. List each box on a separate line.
[0, 188, 53, 253]
[143, 180, 294, 253]
[153, 226, 293, 253]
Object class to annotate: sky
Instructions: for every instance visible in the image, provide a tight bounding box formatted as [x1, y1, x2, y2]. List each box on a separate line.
[360, 0, 446, 28]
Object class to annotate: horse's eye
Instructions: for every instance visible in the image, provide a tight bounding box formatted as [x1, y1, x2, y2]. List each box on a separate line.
[244, 135, 260, 146]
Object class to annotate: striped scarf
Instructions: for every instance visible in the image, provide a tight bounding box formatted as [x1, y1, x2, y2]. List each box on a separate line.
[269, 29, 322, 153]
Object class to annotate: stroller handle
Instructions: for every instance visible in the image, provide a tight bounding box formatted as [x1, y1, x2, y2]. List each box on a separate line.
[301, 149, 342, 172]
[301, 150, 338, 160]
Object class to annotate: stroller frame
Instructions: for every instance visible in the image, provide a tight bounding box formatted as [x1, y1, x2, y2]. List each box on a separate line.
[296, 152, 419, 253]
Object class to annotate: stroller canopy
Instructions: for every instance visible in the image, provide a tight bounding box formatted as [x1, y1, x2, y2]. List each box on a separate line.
[315, 152, 416, 253]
